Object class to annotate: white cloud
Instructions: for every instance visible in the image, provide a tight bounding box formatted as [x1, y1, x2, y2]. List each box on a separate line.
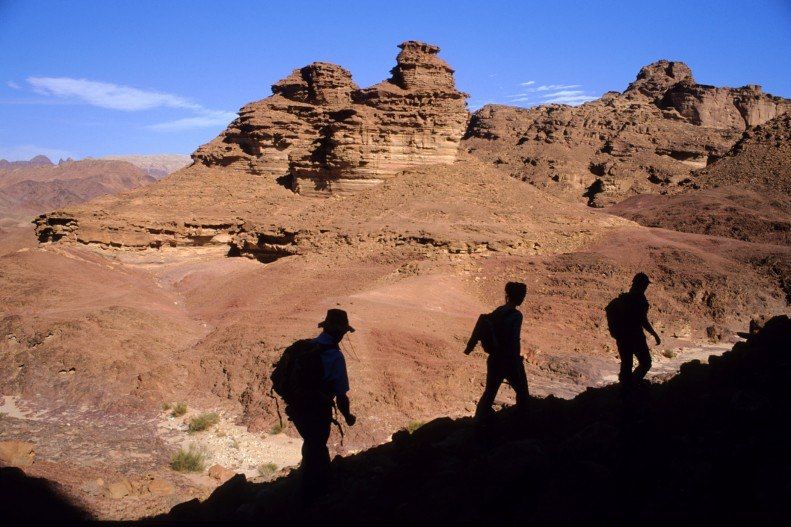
[541, 90, 597, 105]
[27, 76, 201, 111]
[24, 76, 237, 131]
[6, 81, 21, 90]
[148, 110, 237, 131]
[519, 80, 535, 86]
[0, 144, 75, 162]
[534, 84, 580, 92]
[504, 81, 597, 107]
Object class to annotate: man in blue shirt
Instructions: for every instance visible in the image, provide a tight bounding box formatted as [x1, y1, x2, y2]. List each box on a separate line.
[465, 281, 530, 419]
[290, 309, 356, 499]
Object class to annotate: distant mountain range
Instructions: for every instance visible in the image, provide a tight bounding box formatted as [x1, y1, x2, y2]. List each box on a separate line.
[0, 154, 190, 227]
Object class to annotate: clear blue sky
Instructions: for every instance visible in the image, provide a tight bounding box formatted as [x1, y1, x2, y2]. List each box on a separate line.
[1, 0, 789, 160]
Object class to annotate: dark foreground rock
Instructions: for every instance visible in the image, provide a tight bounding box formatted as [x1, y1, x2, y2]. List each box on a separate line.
[137, 315, 791, 525]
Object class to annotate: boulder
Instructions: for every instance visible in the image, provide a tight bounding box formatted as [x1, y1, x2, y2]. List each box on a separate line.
[207, 464, 236, 483]
[105, 478, 132, 500]
[0, 440, 35, 467]
[148, 478, 176, 496]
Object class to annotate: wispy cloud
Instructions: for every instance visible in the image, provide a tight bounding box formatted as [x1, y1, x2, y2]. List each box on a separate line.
[23, 76, 235, 131]
[28, 77, 200, 111]
[148, 111, 237, 131]
[0, 144, 75, 162]
[6, 81, 21, 90]
[534, 84, 580, 92]
[505, 82, 597, 107]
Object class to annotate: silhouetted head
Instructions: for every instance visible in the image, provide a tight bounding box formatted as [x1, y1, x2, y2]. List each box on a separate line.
[630, 272, 651, 293]
[318, 308, 355, 342]
[505, 281, 527, 306]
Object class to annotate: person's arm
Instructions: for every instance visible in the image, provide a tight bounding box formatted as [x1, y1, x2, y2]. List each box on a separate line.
[464, 316, 481, 354]
[642, 311, 661, 345]
[504, 310, 522, 356]
[336, 393, 356, 426]
[333, 353, 356, 425]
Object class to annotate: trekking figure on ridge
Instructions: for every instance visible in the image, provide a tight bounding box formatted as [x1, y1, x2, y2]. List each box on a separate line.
[606, 272, 661, 393]
[270, 309, 357, 499]
[465, 281, 530, 420]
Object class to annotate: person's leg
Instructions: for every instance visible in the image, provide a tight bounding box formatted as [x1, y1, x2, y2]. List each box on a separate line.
[476, 357, 505, 418]
[616, 339, 634, 388]
[505, 356, 530, 408]
[632, 339, 652, 382]
[292, 410, 329, 499]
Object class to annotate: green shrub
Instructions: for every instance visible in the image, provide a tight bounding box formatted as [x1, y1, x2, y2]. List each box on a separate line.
[269, 422, 284, 435]
[257, 462, 278, 478]
[170, 402, 187, 417]
[405, 420, 424, 434]
[188, 412, 220, 433]
[162, 402, 172, 412]
[170, 445, 205, 472]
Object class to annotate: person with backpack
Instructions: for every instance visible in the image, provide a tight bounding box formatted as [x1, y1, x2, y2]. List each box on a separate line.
[606, 272, 661, 393]
[465, 281, 530, 419]
[270, 308, 357, 499]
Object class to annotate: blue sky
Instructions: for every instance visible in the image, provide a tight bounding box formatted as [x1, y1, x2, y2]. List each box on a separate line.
[1, 0, 789, 160]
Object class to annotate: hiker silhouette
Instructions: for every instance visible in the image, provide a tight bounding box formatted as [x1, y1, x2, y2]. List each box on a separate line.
[465, 281, 530, 419]
[606, 272, 661, 393]
[270, 308, 357, 500]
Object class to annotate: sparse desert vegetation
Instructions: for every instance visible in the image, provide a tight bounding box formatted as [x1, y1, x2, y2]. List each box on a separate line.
[170, 403, 187, 418]
[170, 445, 206, 472]
[188, 412, 220, 433]
[405, 420, 425, 434]
[257, 462, 278, 479]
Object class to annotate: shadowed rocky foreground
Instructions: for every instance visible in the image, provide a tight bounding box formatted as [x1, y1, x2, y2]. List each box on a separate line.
[107, 315, 786, 525]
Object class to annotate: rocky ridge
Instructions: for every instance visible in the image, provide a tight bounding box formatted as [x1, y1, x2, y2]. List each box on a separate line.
[463, 60, 789, 206]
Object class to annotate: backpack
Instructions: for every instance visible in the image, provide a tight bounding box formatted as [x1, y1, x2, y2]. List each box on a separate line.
[270, 339, 329, 412]
[605, 293, 630, 339]
[467, 311, 503, 355]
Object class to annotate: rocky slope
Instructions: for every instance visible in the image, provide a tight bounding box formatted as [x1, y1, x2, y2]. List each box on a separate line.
[193, 41, 469, 195]
[463, 60, 788, 207]
[142, 316, 791, 524]
[610, 113, 791, 245]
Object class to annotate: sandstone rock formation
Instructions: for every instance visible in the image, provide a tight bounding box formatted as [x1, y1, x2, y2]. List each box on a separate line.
[193, 41, 469, 195]
[464, 60, 789, 207]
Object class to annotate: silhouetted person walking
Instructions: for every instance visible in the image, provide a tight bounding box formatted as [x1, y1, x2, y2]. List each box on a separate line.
[465, 281, 530, 419]
[606, 272, 661, 393]
[270, 309, 357, 500]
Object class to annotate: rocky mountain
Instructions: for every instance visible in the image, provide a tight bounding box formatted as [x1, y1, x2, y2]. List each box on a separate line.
[96, 154, 191, 179]
[463, 60, 788, 207]
[0, 157, 155, 226]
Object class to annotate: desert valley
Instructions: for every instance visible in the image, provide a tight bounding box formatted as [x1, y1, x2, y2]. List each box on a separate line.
[1, 38, 789, 522]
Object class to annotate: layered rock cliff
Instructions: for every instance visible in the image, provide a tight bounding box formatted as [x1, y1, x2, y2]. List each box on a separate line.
[464, 60, 789, 206]
[193, 41, 469, 195]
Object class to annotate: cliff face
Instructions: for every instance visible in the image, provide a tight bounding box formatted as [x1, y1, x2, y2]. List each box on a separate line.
[193, 41, 469, 196]
[464, 59, 789, 207]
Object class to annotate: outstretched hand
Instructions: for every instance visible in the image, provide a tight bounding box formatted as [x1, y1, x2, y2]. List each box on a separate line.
[654, 334, 662, 346]
[463, 346, 474, 355]
[345, 413, 357, 426]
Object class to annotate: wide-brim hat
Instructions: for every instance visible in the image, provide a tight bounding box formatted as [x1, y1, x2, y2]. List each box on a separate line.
[318, 308, 355, 332]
